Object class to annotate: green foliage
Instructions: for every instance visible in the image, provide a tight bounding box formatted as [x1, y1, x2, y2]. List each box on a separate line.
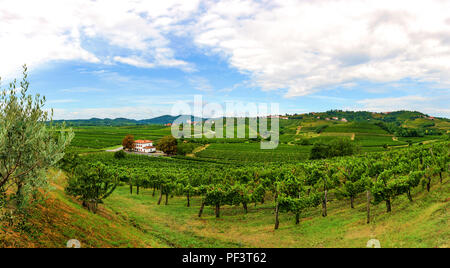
[195, 143, 311, 163]
[65, 162, 119, 213]
[315, 125, 329, 133]
[310, 138, 358, 159]
[77, 140, 449, 229]
[114, 150, 126, 159]
[0, 65, 73, 211]
[156, 136, 178, 155]
[177, 142, 198, 156]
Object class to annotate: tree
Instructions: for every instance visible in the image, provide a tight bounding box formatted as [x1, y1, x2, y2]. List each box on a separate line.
[114, 150, 126, 159]
[310, 138, 358, 159]
[0, 65, 73, 210]
[336, 160, 366, 209]
[306, 163, 339, 217]
[372, 169, 396, 212]
[436, 155, 448, 183]
[309, 143, 329, 159]
[157, 135, 178, 155]
[65, 162, 118, 213]
[177, 142, 197, 156]
[59, 151, 81, 173]
[122, 135, 135, 151]
[159, 177, 176, 205]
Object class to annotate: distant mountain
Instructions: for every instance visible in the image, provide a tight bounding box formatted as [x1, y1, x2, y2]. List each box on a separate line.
[53, 118, 138, 126]
[138, 115, 180, 125]
[53, 114, 202, 126]
[53, 110, 449, 127]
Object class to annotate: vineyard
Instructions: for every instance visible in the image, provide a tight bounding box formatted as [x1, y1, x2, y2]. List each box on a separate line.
[3, 109, 448, 247]
[77, 141, 449, 234]
[193, 143, 312, 163]
[67, 125, 172, 153]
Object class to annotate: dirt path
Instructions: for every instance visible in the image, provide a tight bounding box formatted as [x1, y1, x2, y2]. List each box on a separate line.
[296, 125, 302, 135]
[106, 146, 123, 152]
[187, 144, 210, 157]
[351, 133, 355, 141]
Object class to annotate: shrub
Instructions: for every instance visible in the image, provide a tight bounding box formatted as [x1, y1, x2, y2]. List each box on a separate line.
[177, 143, 197, 156]
[310, 138, 358, 159]
[114, 150, 126, 159]
[65, 162, 118, 213]
[156, 136, 178, 155]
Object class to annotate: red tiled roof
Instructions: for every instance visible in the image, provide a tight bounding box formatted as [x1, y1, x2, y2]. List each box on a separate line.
[144, 146, 155, 149]
[134, 140, 153, 144]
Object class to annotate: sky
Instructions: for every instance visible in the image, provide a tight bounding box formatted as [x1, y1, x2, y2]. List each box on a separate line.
[0, 0, 449, 120]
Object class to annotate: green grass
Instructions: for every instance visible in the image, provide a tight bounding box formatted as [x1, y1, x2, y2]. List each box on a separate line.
[0, 170, 167, 248]
[99, 174, 448, 248]
[322, 122, 389, 134]
[3, 171, 447, 248]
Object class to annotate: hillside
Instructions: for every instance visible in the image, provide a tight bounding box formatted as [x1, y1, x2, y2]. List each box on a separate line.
[54, 115, 200, 126]
[61, 110, 450, 155]
[0, 170, 167, 248]
[54, 110, 449, 127]
[1, 169, 447, 248]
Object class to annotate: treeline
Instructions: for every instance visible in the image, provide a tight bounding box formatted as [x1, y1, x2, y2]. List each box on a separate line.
[375, 122, 444, 137]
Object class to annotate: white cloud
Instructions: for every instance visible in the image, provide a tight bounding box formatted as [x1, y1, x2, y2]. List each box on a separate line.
[0, 0, 200, 78]
[189, 76, 214, 92]
[193, 0, 450, 97]
[2, 0, 450, 106]
[51, 106, 164, 120]
[114, 56, 156, 68]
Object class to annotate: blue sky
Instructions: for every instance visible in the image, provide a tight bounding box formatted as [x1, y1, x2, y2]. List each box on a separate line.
[1, 0, 449, 119]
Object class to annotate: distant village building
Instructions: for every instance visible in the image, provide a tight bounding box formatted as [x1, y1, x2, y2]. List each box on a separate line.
[165, 123, 172, 126]
[134, 140, 156, 153]
[341, 118, 348, 122]
[332, 117, 339, 120]
[325, 118, 330, 121]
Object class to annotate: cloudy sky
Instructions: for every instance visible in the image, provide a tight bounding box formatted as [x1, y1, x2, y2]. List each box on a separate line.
[1, 0, 449, 119]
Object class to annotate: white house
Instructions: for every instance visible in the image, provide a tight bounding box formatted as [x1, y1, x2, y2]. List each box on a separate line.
[134, 140, 156, 153]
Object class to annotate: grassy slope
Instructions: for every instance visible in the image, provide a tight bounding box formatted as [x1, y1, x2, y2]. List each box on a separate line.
[0, 170, 169, 248]
[103, 176, 449, 248]
[3, 170, 447, 248]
